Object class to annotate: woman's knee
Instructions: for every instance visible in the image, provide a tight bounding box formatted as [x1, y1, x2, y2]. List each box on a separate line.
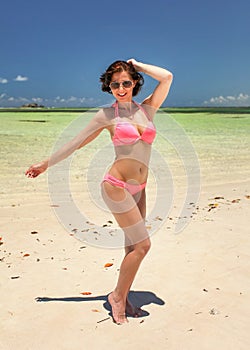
[135, 238, 151, 257]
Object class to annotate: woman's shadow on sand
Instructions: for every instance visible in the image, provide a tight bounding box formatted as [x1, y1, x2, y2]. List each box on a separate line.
[36, 291, 165, 319]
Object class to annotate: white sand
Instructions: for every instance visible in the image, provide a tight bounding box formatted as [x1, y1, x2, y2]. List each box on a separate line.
[1, 171, 250, 349]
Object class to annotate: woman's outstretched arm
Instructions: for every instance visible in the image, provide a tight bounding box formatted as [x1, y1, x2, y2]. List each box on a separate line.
[25, 109, 109, 178]
[127, 58, 173, 109]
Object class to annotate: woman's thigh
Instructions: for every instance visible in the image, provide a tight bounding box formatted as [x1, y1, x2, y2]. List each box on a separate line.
[134, 188, 146, 220]
[101, 182, 149, 245]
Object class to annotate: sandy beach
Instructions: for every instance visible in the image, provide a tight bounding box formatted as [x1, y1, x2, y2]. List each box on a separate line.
[1, 110, 250, 349]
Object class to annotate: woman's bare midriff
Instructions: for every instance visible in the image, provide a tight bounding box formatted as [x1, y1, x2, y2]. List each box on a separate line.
[108, 158, 148, 184]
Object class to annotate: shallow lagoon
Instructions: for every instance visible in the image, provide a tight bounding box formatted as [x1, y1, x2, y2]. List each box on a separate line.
[1, 108, 250, 197]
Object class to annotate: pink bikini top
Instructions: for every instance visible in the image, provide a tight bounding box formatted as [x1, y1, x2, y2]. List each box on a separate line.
[112, 101, 156, 146]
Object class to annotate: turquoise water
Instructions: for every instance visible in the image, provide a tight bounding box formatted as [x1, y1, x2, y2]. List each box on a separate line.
[1, 109, 250, 195]
[157, 111, 250, 183]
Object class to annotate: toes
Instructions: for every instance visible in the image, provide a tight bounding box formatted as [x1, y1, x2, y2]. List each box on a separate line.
[108, 293, 127, 324]
[114, 314, 128, 325]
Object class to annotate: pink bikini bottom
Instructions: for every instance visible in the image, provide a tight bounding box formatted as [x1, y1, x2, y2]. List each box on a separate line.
[102, 173, 146, 195]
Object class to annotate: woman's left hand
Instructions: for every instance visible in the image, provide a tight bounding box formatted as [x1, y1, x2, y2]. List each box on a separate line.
[127, 58, 142, 72]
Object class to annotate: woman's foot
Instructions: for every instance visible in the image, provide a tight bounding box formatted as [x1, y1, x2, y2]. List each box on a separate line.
[126, 299, 144, 317]
[108, 292, 128, 325]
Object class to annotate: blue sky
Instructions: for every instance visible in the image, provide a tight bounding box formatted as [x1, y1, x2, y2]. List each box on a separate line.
[1, 0, 250, 107]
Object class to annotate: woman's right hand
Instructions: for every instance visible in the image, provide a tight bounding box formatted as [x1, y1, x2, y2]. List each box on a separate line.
[25, 160, 48, 178]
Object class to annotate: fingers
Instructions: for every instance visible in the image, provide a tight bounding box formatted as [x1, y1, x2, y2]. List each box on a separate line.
[25, 169, 37, 178]
[25, 168, 32, 177]
[25, 161, 48, 178]
[127, 58, 141, 72]
[127, 58, 136, 65]
[25, 166, 40, 178]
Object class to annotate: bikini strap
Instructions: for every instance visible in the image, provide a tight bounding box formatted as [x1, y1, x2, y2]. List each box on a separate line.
[132, 100, 152, 120]
[112, 101, 119, 118]
[112, 100, 151, 120]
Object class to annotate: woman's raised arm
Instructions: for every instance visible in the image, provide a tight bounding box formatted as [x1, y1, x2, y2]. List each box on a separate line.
[127, 58, 173, 110]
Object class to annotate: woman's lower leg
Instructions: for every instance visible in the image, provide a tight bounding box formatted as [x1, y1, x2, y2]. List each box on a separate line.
[109, 238, 151, 324]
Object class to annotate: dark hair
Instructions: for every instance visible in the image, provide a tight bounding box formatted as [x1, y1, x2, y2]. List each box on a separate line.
[100, 60, 144, 96]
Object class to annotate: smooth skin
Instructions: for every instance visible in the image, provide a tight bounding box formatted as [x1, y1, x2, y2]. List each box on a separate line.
[26, 58, 173, 324]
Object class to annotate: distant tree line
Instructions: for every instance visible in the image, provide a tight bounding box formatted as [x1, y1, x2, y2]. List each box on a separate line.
[21, 103, 45, 108]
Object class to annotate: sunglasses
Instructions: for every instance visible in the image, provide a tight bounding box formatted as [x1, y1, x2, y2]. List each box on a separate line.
[109, 80, 133, 90]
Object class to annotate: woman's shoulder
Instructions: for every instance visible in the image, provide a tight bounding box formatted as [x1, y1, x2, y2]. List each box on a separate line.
[92, 106, 115, 125]
[140, 102, 157, 120]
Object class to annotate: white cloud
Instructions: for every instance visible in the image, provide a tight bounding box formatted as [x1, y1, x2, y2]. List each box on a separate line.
[32, 97, 43, 103]
[14, 75, 28, 82]
[237, 93, 249, 101]
[0, 77, 8, 84]
[204, 93, 250, 106]
[0, 94, 101, 107]
[67, 96, 77, 102]
[0, 95, 30, 106]
[19, 97, 30, 102]
[50, 96, 97, 106]
[226, 96, 235, 101]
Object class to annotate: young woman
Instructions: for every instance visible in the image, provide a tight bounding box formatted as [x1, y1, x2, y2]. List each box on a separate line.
[26, 59, 173, 324]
